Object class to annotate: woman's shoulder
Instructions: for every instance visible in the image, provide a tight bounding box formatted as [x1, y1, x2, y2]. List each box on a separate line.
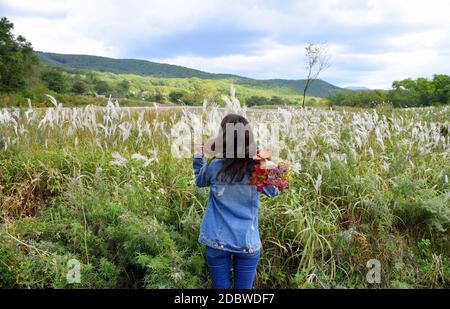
[204, 158, 226, 179]
[207, 158, 226, 169]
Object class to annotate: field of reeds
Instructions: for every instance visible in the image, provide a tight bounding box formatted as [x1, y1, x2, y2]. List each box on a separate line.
[0, 92, 449, 288]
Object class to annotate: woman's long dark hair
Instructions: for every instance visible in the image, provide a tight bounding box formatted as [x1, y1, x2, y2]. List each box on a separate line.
[212, 114, 257, 183]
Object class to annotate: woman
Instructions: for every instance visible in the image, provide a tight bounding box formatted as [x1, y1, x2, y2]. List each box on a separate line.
[192, 113, 279, 289]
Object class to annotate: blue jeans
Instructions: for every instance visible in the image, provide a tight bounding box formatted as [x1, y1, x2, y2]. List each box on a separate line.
[205, 246, 260, 289]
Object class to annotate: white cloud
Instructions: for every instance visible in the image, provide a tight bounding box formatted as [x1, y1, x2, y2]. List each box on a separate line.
[3, 0, 450, 88]
[6, 0, 230, 56]
[155, 38, 306, 78]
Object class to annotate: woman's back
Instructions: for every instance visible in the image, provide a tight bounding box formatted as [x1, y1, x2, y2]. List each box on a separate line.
[193, 113, 282, 289]
[193, 156, 278, 254]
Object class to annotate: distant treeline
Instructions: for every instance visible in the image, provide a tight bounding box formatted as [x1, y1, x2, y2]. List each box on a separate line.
[245, 95, 302, 106]
[327, 75, 450, 108]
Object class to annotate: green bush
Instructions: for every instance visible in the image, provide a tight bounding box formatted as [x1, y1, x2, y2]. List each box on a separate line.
[169, 90, 187, 103]
[41, 68, 66, 93]
[71, 80, 89, 95]
[94, 80, 111, 95]
[327, 90, 387, 108]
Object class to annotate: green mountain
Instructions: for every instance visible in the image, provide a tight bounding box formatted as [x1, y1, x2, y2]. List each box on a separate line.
[36, 51, 345, 97]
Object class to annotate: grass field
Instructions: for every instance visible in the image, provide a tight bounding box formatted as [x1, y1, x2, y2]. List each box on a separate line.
[0, 92, 449, 288]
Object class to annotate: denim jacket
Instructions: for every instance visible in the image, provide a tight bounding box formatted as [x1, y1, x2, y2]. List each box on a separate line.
[193, 156, 278, 254]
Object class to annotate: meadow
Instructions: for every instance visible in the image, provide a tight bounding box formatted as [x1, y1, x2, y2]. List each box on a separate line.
[0, 91, 449, 288]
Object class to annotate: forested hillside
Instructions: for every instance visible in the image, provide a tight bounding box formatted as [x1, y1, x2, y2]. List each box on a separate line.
[37, 51, 345, 98]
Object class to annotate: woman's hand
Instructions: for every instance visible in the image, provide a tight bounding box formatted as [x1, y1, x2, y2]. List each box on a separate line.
[253, 147, 271, 160]
[194, 143, 204, 156]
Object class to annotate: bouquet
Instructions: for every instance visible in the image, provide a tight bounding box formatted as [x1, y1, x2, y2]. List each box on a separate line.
[248, 148, 289, 192]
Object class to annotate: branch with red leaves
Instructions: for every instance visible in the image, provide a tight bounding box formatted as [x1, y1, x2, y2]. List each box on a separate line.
[248, 148, 289, 192]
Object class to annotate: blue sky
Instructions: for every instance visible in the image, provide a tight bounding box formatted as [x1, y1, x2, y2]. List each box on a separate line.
[2, 0, 450, 88]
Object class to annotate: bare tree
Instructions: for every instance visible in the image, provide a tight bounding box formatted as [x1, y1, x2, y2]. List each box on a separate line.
[302, 43, 330, 108]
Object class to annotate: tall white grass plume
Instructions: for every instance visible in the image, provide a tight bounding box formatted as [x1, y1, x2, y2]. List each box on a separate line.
[110, 152, 128, 166]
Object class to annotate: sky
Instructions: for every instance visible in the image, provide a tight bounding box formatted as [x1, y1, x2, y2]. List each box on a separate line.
[1, 0, 450, 89]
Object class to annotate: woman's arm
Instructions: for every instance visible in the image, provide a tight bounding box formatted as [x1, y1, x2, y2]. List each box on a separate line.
[262, 185, 279, 197]
[192, 144, 210, 187]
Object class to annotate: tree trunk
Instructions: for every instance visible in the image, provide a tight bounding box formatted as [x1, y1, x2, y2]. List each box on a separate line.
[302, 80, 310, 108]
[302, 88, 307, 108]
